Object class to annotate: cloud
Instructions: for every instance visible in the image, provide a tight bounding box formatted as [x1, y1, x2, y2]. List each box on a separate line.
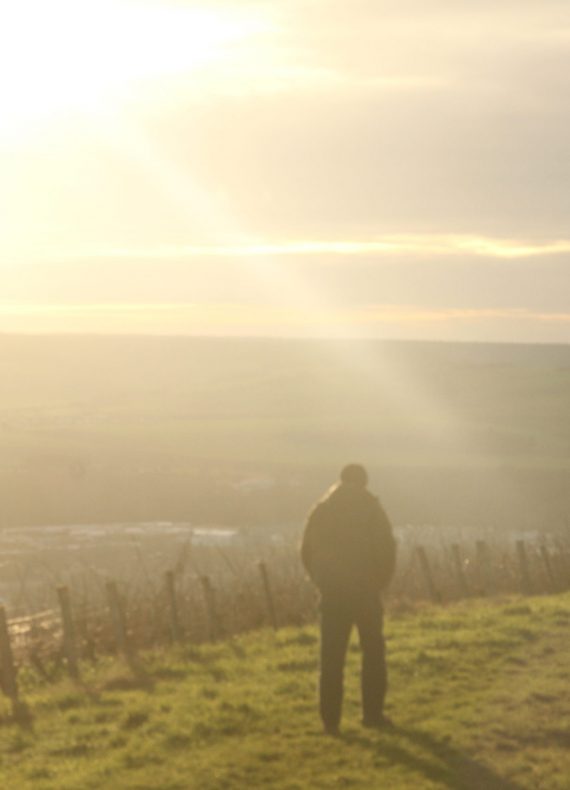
[1, 301, 569, 344]
[1, 1, 569, 343]
[361, 306, 570, 324]
[2, 245, 569, 321]
[3, 0, 570, 251]
[56, 235, 570, 261]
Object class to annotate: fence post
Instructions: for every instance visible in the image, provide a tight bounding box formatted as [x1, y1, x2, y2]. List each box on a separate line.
[516, 540, 532, 595]
[57, 585, 80, 679]
[417, 546, 441, 603]
[76, 604, 96, 664]
[539, 545, 557, 594]
[451, 544, 470, 598]
[200, 576, 223, 641]
[0, 606, 18, 704]
[106, 580, 131, 657]
[165, 571, 181, 642]
[258, 562, 278, 630]
[476, 540, 494, 596]
[551, 546, 569, 591]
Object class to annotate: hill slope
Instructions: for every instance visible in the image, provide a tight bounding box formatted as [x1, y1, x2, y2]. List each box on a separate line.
[1, 593, 569, 789]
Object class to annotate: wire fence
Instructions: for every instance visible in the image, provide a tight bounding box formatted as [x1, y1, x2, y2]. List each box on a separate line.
[1, 534, 569, 719]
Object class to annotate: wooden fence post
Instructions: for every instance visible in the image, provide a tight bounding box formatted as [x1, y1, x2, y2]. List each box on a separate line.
[451, 544, 470, 598]
[165, 571, 181, 642]
[0, 606, 18, 704]
[476, 540, 494, 596]
[200, 576, 223, 641]
[516, 540, 532, 595]
[551, 546, 569, 591]
[56, 586, 80, 679]
[417, 546, 441, 603]
[106, 580, 131, 657]
[258, 562, 278, 630]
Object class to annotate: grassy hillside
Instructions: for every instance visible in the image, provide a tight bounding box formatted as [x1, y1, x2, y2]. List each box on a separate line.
[1, 593, 569, 789]
[1, 335, 570, 527]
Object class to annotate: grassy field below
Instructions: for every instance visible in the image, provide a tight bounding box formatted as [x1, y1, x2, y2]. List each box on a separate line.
[1, 593, 569, 789]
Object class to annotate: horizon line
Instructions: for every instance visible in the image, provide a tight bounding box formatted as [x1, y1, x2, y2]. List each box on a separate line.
[0, 331, 568, 349]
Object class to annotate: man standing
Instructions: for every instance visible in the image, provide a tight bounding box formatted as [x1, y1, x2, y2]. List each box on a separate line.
[301, 464, 396, 735]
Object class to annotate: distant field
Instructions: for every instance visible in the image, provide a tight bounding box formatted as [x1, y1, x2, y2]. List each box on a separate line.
[1, 593, 569, 789]
[1, 335, 569, 528]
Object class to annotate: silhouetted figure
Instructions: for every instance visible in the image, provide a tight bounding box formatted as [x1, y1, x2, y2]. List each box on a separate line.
[301, 464, 396, 735]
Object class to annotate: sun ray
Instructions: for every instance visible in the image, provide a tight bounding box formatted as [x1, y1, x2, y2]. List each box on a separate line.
[0, 0, 501, 469]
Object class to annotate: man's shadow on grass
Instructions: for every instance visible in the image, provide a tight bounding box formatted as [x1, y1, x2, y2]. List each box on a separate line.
[343, 725, 523, 790]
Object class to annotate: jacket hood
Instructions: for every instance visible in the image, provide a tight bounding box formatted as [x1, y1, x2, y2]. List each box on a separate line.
[321, 481, 377, 507]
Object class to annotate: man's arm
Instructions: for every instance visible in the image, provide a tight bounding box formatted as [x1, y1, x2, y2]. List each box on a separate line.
[374, 501, 397, 590]
[300, 503, 325, 582]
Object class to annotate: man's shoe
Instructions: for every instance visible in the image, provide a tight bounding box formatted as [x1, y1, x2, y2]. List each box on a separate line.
[323, 723, 341, 737]
[362, 714, 394, 730]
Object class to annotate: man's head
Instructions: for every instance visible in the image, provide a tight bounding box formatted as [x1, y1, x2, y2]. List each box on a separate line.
[340, 463, 368, 488]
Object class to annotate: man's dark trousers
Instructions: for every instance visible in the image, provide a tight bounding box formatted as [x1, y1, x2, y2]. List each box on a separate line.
[319, 591, 387, 730]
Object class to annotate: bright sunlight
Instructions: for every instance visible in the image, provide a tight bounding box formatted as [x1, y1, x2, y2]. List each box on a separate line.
[0, 0, 269, 136]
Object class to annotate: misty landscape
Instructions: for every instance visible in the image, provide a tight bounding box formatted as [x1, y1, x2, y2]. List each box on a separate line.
[2, 0, 570, 786]
[1, 334, 568, 663]
[1, 334, 568, 609]
[2, 335, 569, 532]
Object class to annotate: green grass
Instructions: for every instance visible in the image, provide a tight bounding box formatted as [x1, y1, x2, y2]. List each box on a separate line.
[1, 594, 569, 789]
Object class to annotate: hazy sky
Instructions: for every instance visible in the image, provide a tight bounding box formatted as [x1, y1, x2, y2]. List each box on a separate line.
[1, 0, 569, 341]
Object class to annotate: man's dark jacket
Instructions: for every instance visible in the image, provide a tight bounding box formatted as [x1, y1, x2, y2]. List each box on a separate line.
[301, 482, 396, 598]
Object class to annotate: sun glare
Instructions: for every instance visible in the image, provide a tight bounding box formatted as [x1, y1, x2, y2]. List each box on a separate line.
[0, 1, 267, 136]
